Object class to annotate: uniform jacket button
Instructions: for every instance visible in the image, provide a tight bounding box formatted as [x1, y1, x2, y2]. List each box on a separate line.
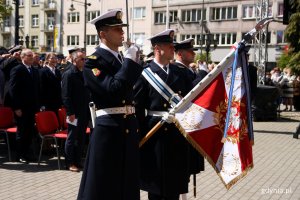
[126, 129, 129, 134]
[122, 100, 126, 104]
[164, 128, 168, 131]
[164, 103, 167, 108]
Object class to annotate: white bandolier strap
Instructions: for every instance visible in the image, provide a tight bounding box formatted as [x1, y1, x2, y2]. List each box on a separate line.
[142, 68, 181, 107]
[96, 106, 135, 117]
[147, 110, 168, 117]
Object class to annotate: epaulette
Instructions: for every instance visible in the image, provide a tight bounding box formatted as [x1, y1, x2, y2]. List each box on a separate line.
[87, 55, 97, 60]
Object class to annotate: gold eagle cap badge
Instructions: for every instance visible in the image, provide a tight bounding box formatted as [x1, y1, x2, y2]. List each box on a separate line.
[116, 11, 123, 20]
[92, 68, 101, 76]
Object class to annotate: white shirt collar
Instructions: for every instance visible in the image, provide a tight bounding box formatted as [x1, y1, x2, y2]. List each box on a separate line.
[175, 60, 187, 68]
[153, 58, 169, 73]
[46, 65, 55, 74]
[22, 61, 31, 69]
[100, 43, 122, 63]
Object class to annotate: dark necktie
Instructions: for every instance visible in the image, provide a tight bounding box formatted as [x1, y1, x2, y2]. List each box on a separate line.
[117, 54, 123, 63]
[163, 65, 167, 72]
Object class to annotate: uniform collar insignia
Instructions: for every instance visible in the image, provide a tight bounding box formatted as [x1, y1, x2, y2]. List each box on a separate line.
[92, 68, 101, 76]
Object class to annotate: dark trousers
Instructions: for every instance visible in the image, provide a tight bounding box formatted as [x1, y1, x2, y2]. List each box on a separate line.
[65, 118, 87, 167]
[148, 193, 179, 200]
[15, 111, 36, 159]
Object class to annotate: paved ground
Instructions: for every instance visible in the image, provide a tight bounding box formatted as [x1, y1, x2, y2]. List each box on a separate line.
[0, 111, 299, 200]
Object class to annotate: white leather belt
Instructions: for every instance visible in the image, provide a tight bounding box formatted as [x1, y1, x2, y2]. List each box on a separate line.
[147, 110, 168, 117]
[96, 106, 135, 117]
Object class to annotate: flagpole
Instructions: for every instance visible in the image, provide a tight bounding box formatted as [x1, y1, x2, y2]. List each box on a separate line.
[139, 18, 273, 147]
[125, 0, 130, 42]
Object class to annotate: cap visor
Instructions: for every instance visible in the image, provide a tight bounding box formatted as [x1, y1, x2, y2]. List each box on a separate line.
[105, 23, 128, 27]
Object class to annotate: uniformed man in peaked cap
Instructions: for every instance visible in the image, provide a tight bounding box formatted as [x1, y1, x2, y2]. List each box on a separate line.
[58, 47, 81, 74]
[77, 9, 143, 200]
[174, 38, 207, 85]
[134, 30, 193, 200]
[174, 38, 206, 198]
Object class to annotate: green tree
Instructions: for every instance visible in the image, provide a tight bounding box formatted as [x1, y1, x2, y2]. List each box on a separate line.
[194, 52, 211, 63]
[0, 0, 12, 22]
[283, 1, 300, 73]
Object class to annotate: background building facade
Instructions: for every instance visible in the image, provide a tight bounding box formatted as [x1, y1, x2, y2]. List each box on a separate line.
[0, 0, 287, 68]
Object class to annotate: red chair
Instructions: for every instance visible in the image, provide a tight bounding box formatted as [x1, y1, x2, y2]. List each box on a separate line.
[58, 108, 68, 130]
[0, 107, 17, 161]
[35, 111, 67, 169]
[58, 107, 91, 134]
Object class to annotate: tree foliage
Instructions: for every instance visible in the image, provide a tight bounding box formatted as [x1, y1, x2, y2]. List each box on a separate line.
[283, 0, 300, 73]
[194, 52, 211, 63]
[0, 0, 12, 22]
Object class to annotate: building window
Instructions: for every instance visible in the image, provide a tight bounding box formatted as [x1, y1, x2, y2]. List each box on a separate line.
[87, 11, 101, 22]
[3, 35, 11, 48]
[169, 11, 178, 23]
[47, 12, 55, 26]
[31, 36, 39, 48]
[268, 4, 273, 17]
[181, 34, 202, 46]
[182, 9, 206, 23]
[277, 31, 286, 43]
[215, 33, 237, 45]
[19, 15, 24, 27]
[47, 35, 53, 49]
[211, 7, 237, 21]
[67, 35, 79, 46]
[154, 11, 178, 24]
[133, 7, 146, 19]
[278, 3, 283, 17]
[68, 12, 80, 23]
[32, 0, 39, 6]
[32, 15, 39, 27]
[5, 0, 10, 5]
[87, 35, 98, 45]
[132, 33, 145, 46]
[3, 16, 10, 27]
[242, 5, 255, 19]
[155, 12, 166, 24]
[19, 0, 24, 6]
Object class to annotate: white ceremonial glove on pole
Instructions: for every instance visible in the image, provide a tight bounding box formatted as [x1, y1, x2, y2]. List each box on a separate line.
[124, 44, 140, 63]
[162, 111, 175, 124]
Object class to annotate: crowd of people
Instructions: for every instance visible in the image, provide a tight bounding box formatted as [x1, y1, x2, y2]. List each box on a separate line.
[265, 67, 300, 111]
[0, 44, 90, 172]
[1, 7, 297, 200]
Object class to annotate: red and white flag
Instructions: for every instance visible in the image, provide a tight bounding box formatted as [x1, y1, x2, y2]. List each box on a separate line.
[174, 43, 254, 189]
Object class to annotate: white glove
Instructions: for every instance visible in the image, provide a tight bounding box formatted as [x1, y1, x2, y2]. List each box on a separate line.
[124, 44, 140, 63]
[162, 112, 175, 124]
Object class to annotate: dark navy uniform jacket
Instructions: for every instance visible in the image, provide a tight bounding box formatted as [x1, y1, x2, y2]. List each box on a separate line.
[77, 47, 143, 200]
[134, 61, 192, 196]
[173, 61, 205, 175]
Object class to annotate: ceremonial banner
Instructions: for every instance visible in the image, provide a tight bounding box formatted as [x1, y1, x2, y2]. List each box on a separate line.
[174, 44, 253, 189]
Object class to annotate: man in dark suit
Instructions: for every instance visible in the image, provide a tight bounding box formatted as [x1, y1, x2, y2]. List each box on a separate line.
[62, 50, 90, 172]
[77, 9, 143, 200]
[39, 53, 62, 113]
[9, 49, 40, 163]
[134, 29, 192, 200]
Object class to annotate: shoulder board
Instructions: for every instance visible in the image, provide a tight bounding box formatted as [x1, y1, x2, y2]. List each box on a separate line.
[87, 55, 97, 60]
